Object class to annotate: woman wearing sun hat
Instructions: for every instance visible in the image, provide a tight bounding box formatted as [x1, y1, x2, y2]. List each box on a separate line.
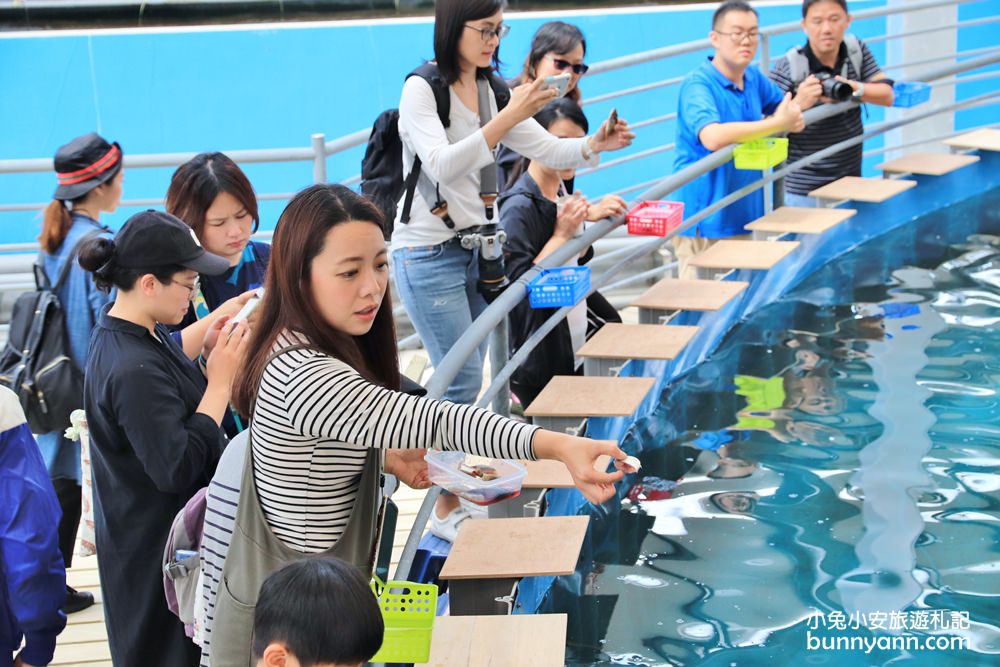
[35, 132, 124, 615]
[79, 210, 251, 666]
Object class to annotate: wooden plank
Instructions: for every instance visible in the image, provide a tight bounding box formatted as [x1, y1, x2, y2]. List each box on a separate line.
[876, 152, 980, 175]
[688, 240, 800, 271]
[745, 206, 857, 234]
[439, 516, 589, 580]
[51, 639, 112, 665]
[577, 323, 699, 361]
[59, 621, 110, 644]
[808, 176, 917, 202]
[523, 376, 655, 418]
[943, 128, 1000, 152]
[629, 278, 748, 312]
[66, 567, 101, 589]
[423, 614, 567, 667]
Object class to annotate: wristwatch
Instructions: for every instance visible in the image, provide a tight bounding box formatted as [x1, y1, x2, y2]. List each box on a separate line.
[853, 82, 866, 101]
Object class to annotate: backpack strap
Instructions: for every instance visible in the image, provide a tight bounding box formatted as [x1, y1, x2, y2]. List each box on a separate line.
[785, 45, 809, 85]
[843, 34, 863, 80]
[38, 228, 108, 293]
[400, 63, 455, 228]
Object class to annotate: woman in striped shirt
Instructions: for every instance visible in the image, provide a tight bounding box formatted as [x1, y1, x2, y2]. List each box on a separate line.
[230, 183, 628, 552]
[208, 184, 629, 665]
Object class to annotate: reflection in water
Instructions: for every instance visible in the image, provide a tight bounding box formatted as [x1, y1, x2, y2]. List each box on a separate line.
[547, 227, 1000, 665]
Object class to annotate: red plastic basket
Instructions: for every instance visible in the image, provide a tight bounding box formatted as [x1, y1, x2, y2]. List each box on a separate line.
[626, 201, 685, 237]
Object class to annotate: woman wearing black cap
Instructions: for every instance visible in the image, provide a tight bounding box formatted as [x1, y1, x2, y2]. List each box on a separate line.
[36, 131, 123, 614]
[79, 210, 251, 667]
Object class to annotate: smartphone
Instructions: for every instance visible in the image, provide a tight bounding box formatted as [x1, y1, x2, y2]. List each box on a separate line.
[604, 108, 619, 136]
[542, 72, 572, 98]
[228, 287, 264, 335]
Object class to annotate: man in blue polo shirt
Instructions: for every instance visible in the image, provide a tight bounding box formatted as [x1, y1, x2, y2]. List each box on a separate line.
[673, 1, 805, 279]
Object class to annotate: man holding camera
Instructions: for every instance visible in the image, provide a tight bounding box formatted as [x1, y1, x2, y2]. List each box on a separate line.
[771, 0, 894, 207]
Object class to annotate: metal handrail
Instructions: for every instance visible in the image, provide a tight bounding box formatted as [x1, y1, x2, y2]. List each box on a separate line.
[391, 48, 1000, 581]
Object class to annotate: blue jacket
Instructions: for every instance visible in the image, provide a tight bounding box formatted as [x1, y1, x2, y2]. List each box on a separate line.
[0, 387, 67, 667]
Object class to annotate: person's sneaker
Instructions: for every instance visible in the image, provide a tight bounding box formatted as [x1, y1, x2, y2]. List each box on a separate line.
[429, 505, 473, 543]
[64, 586, 95, 614]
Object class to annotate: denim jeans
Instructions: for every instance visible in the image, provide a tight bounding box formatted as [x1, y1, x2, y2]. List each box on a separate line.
[392, 239, 488, 405]
[783, 192, 819, 208]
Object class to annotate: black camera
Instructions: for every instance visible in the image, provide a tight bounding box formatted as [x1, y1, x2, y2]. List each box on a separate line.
[814, 71, 854, 102]
[459, 224, 509, 304]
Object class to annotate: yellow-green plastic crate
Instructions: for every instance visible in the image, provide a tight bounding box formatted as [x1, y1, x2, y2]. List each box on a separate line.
[733, 138, 788, 170]
[370, 578, 438, 663]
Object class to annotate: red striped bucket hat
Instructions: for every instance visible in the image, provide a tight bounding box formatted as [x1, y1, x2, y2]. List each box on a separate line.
[53, 132, 123, 200]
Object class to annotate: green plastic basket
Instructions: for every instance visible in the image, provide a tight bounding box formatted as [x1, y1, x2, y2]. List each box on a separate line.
[733, 137, 788, 170]
[369, 577, 438, 663]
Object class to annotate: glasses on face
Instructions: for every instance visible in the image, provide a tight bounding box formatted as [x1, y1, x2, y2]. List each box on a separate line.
[464, 23, 510, 43]
[547, 55, 590, 76]
[714, 29, 760, 44]
[171, 277, 201, 301]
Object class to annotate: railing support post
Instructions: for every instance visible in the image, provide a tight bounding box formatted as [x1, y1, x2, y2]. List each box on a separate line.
[489, 319, 510, 417]
[759, 34, 770, 77]
[312, 133, 327, 184]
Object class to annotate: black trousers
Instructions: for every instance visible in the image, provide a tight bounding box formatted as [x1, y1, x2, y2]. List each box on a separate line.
[52, 477, 81, 570]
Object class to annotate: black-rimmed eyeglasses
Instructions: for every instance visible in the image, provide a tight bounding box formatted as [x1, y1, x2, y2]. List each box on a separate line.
[464, 23, 510, 43]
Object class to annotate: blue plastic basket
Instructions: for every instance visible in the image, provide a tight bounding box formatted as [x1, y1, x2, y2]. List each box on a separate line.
[527, 266, 590, 308]
[892, 81, 931, 108]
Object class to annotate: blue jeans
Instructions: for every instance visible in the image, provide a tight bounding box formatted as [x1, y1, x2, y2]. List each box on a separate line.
[783, 192, 819, 208]
[392, 239, 488, 405]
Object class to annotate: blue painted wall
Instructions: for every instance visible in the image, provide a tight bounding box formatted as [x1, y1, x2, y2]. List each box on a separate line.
[1, 0, 996, 243]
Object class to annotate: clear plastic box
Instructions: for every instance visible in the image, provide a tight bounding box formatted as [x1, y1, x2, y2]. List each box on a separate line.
[424, 451, 527, 506]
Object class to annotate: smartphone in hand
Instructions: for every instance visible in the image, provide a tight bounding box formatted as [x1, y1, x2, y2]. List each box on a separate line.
[542, 72, 572, 97]
[228, 287, 263, 337]
[604, 108, 619, 137]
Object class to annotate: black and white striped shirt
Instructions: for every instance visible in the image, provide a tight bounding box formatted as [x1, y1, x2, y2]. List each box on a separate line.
[252, 331, 539, 552]
[770, 39, 883, 196]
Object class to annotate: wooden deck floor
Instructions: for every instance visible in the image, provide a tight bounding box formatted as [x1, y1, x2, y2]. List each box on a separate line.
[56, 483, 429, 666]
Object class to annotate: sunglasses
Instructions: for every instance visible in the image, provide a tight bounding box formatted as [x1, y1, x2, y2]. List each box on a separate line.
[547, 55, 590, 76]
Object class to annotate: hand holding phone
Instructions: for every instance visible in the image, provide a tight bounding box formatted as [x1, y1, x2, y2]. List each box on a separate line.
[228, 287, 263, 336]
[542, 72, 572, 98]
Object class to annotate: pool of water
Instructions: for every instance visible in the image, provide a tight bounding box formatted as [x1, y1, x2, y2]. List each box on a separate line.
[537, 195, 1000, 665]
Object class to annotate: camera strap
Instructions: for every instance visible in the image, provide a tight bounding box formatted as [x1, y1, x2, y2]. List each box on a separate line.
[477, 77, 499, 222]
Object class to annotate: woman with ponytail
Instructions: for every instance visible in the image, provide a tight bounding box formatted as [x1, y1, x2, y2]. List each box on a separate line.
[36, 132, 123, 614]
[80, 210, 250, 666]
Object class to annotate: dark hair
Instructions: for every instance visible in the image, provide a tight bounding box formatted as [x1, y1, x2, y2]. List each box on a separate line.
[713, 1, 758, 29]
[165, 152, 260, 239]
[40, 163, 122, 254]
[802, 0, 848, 17]
[251, 557, 384, 665]
[508, 98, 589, 184]
[78, 236, 184, 292]
[514, 21, 586, 103]
[233, 184, 400, 417]
[434, 0, 506, 85]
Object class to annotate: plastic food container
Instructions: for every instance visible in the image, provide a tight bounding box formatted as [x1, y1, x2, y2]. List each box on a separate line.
[892, 81, 931, 108]
[733, 137, 789, 170]
[425, 451, 527, 506]
[625, 200, 685, 236]
[527, 266, 590, 309]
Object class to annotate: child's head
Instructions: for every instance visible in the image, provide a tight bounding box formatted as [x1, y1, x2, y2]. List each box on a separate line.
[252, 557, 384, 667]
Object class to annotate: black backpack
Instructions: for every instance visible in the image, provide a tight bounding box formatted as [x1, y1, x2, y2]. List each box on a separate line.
[0, 231, 101, 434]
[360, 62, 510, 238]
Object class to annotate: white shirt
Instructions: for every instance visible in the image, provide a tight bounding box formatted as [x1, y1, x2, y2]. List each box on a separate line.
[391, 75, 600, 250]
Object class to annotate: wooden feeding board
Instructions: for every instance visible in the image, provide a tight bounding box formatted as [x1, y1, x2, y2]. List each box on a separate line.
[808, 176, 917, 202]
[520, 455, 613, 489]
[745, 206, 857, 235]
[425, 614, 568, 667]
[943, 128, 1000, 152]
[876, 152, 980, 176]
[439, 516, 589, 580]
[578, 323, 699, 361]
[688, 240, 800, 271]
[629, 278, 749, 321]
[523, 376, 656, 418]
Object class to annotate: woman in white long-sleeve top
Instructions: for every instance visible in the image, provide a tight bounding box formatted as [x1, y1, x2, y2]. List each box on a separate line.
[206, 183, 633, 667]
[390, 0, 634, 406]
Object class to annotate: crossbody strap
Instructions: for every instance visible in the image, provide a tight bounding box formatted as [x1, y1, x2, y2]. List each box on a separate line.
[476, 77, 499, 222]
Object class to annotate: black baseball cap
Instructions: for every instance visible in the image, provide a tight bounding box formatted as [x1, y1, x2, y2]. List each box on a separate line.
[115, 210, 230, 275]
[53, 132, 123, 201]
